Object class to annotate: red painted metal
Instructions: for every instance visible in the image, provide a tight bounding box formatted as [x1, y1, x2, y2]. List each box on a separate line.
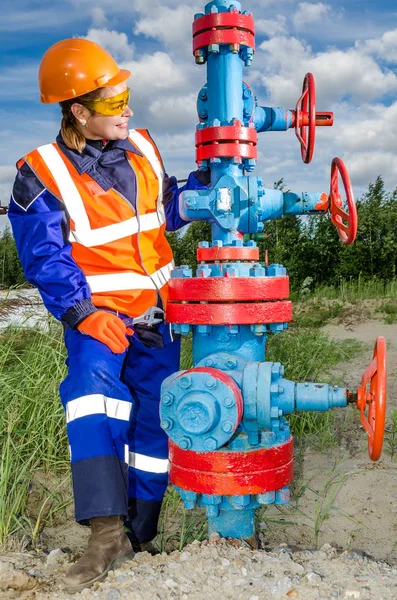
[182, 367, 244, 425]
[166, 301, 292, 325]
[169, 438, 294, 495]
[196, 125, 258, 145]
[356, 337, 387, 462]
[168, 276, 290, 302]
[197, 246, 259, 261]
[291, 111, 334, 128]
[329, 157, 357, 245]
[315, 192, 329, 212]
[196, 141, 257, 161]
[295, 72, 316, 163]
[193, 12, 255, 54]
[196, 124, 258, 162]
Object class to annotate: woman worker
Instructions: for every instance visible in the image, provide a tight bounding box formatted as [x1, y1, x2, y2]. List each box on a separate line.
[8, 38, 208, 593]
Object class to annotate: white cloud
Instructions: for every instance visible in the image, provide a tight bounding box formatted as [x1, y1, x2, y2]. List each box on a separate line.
[255, 16, 287, 38]
[293, 3, 332, 29]
[336, 102, 397, 154]
[85, 28, 134, 62]
[357, 28, 397, 64]
[0, 166, 16, 205]
[148, 94, 197, 129]
[254, 35, 397, 106]
[134, 6, 193, 47]
[91, 8, 108, 28]
[128, 52, 185, 91]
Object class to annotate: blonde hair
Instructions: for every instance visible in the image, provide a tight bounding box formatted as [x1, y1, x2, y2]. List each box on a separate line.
[59, 88, 103, 152]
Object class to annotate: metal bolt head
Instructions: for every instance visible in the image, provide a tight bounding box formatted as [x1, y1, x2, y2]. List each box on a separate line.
[205, 377, 217, 389]
[204, 436, 218, 450]
[223, 396, 235, 408]
[231, 495, 250, 507]
[179, 375, 192, 389]
[206, 505, 219, 518]
[162, 393, 173, 406]
[161, 418, 174, 431]
[257, 491, 275, 505]
[226, 358, 237, 369]
[208, 44, 219, 54]
[221, 420, 234, 434]
[179, 437, 192, 450]
[205, 358, 214, 367]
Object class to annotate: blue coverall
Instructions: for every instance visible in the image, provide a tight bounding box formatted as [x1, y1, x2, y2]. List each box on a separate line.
[9, 133, 208, 543]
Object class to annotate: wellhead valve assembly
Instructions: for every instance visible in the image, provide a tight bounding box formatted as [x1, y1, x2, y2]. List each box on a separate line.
[160, 0, 387, 540]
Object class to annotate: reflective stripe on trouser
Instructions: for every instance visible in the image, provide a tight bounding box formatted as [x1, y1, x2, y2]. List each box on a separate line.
[59, 326, 180, 535]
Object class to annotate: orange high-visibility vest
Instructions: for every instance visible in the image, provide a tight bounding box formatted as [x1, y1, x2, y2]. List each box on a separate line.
[21, 129, 174, 317]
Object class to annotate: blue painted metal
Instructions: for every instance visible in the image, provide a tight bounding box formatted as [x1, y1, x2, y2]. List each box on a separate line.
[160, 0, 342, 541]
[254, 106, 294, 132]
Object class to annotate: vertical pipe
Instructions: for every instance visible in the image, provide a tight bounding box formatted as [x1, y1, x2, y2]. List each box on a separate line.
[207, 47, 243, 125]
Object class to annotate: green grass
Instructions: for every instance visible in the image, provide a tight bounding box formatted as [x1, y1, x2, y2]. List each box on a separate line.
[293, 276, 397, 303]
[0, 324, 68, 546]
[293, 300, 345, 328]
[266, 329, 361, 445]
[377, 300, 397, 324]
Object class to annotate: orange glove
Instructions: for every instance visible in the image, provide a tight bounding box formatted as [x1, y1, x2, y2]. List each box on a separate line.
[77, 311, 133, 354]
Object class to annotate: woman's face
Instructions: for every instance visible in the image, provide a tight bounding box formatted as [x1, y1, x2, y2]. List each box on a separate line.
[72, 82, 133, 141]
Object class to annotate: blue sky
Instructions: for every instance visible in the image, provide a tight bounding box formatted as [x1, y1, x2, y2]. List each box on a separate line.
[1, 0, 397, 231]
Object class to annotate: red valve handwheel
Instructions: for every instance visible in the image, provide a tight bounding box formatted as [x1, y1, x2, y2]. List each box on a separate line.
[329, 157, 358, 245]
[295, 72, 316, 163]
[356, 337, 387, 462]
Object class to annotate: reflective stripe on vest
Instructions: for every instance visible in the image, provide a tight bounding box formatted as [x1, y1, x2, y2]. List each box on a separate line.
[23, 129, 174, 314]
[36, 130, 165, 248]
[86, 262, 174, 293]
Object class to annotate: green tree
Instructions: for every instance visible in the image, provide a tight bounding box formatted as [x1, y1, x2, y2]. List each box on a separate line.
[0, 226, 26, 288]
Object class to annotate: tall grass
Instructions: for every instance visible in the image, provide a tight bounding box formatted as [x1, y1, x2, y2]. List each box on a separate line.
[0, 324, 68, 546]
[267, 329, 361, 445]
[294, 276, 397, 303]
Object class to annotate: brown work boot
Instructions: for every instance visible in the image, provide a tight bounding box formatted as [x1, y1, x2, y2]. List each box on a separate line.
[63, 516, 135, 593]
[130, 540, 160, 555]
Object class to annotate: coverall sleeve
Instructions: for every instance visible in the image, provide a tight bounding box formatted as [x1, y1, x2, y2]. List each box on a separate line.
[163, 170, 210, 232]
[8, 163, 97, 327]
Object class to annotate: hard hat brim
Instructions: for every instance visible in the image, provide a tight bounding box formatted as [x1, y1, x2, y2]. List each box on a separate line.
[40, 69, 131, 104]
[103, 69, 131, 89]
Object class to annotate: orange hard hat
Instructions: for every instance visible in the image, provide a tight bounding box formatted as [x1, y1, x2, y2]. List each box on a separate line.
[39, 38, 131, 104]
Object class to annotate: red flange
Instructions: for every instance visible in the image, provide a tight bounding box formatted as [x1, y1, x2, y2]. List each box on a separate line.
[196, 124, 258, 162]
[168, 276, 290, 302]
[196, 125, 258, 145]
[193, 12, 255, 54]
[196, 141, 257, 162]
[169, 438, 293, 495]
[197, 246, 259, 261]
[166, 301, 292, 325]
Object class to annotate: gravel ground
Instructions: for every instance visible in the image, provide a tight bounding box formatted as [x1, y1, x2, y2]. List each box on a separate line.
[1, 536, 397, 600]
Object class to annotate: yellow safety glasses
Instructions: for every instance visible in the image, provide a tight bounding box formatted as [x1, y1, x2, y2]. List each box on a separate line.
[84, 87, 130, 116]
